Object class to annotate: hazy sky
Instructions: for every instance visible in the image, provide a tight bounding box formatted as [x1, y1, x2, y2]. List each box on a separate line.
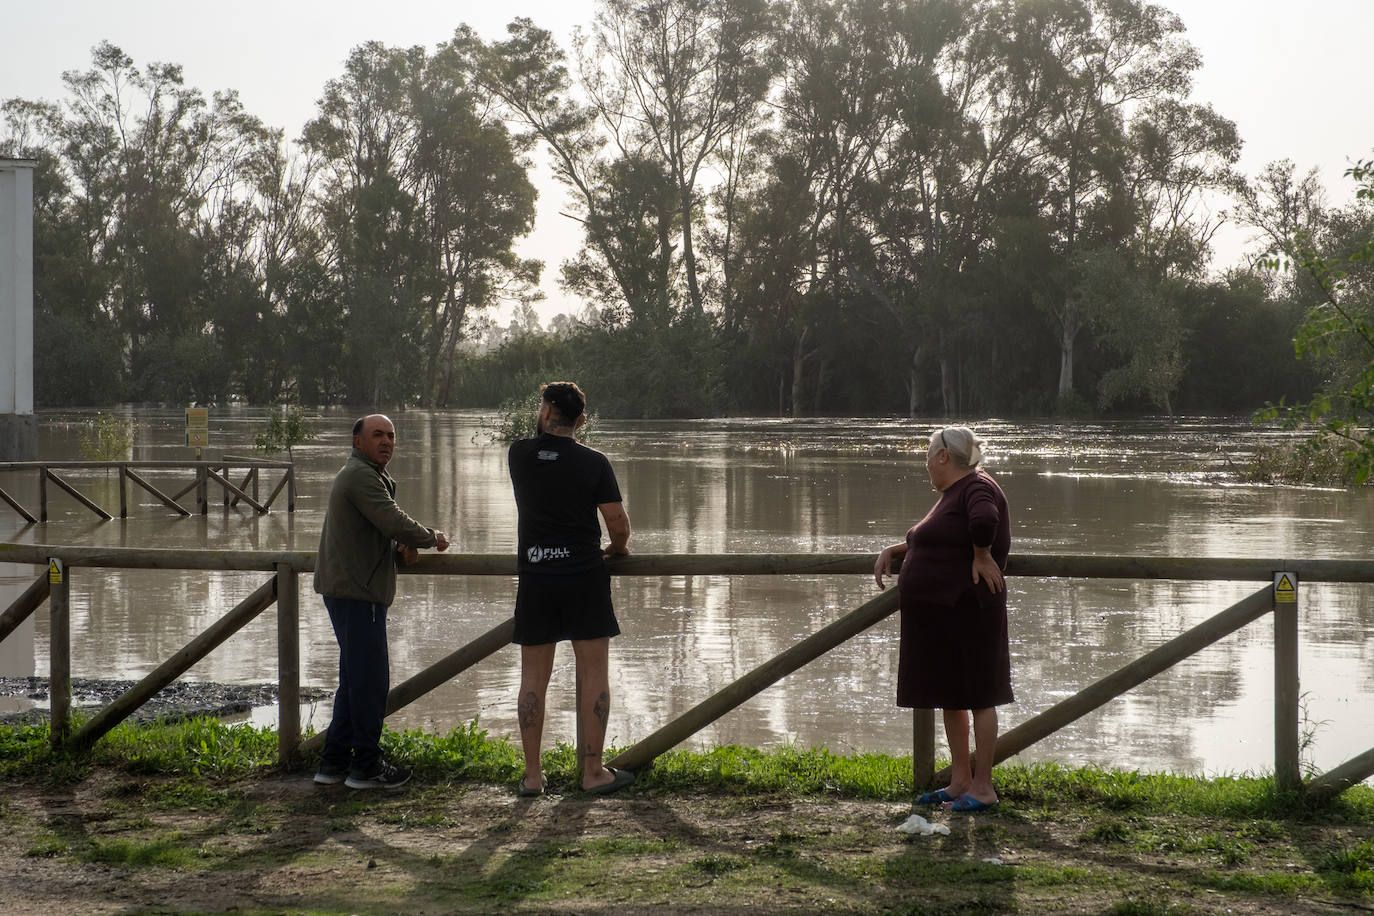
[4, 0, 1371, 318]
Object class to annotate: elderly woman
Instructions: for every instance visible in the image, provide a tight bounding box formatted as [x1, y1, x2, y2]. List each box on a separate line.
[874, 426, 1011, 812]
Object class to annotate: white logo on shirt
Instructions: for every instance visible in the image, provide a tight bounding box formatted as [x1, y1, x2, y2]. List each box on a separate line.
[527, 545, 572, 564]
[537, 450, 560, 461]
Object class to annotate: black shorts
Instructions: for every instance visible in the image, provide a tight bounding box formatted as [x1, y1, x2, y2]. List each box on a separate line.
[513, 565, 620, 645]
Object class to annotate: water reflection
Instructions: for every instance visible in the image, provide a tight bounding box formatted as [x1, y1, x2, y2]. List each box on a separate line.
[2, 410, 1372, 780]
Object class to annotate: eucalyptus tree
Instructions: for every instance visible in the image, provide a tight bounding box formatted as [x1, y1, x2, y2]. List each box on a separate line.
[414, 43, 540, 406]
[460, 19, 669, 323]
[1, 96, 126, 404]
[302, 42, 430, 406]
[303, 40, 538, 406]
[734, 0, 910, 416]
[577, 0, 776, 316]
[871, 0, 1061, 415]
[1020, 0, 1231, 407]
[6, 42, 278, 404]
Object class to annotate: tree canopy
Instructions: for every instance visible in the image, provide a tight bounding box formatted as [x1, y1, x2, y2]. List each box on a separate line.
[0, 0, 1339, 422]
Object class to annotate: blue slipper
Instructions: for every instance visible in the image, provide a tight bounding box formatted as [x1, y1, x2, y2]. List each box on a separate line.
[915, 788, 955, 805]
[948, 794, 998, 813]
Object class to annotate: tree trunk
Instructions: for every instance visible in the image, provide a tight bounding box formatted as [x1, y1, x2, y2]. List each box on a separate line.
[1057, 305, 1080, 401]
[791, 328, 809, 418]
[907, 343, 924, 418]
[940, 355, 956, 415]
[680, 186, 704, 315]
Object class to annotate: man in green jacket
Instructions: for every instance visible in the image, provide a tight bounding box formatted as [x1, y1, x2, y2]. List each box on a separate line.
[313, 414, 449, 789]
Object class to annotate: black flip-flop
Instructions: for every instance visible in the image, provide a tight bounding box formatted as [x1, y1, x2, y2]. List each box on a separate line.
[516, 776, 547, 797]
[585, 767, 635, 795]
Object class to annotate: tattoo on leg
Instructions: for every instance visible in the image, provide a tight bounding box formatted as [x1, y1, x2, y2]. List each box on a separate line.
[518, 691, 541, 731]
[593, 690, 609, 733]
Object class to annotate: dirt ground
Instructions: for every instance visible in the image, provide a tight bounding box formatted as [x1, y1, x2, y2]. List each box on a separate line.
[1, 770, 1370, 915]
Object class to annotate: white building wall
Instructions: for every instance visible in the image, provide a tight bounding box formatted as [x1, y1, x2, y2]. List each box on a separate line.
[0, 158, 37, 459]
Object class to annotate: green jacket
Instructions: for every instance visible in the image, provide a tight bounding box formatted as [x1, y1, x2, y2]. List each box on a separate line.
[313, 449, 437, 605]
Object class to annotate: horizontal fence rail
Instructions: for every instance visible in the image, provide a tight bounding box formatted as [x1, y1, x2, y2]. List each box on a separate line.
[2, 543, 1372, 798]
[0, 460, 296, 522]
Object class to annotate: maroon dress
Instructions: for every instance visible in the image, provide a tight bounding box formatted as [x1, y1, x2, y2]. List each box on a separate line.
[896, 470, 1013, 710]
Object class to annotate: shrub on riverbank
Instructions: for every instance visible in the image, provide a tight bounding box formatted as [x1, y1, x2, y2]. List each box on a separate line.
[1237, 434, 1367, 486]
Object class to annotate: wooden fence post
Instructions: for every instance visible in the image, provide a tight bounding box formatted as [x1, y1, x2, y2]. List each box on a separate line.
[38, 466, 47, 522]
[1273, 571, 1300, 792]
[276, 562, 301, 767]
[48, 557, 70, 747]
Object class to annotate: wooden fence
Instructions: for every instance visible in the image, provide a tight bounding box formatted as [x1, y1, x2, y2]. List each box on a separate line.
[1, 543, 1372, 800]
[0, 458, 296, 522]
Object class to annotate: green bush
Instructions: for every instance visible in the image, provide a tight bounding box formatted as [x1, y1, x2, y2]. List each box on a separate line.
[474, 393, 598, 445]
[253, 406, 316, 460]
[1237, 434, 1363, 486]
[78, 413, 134, 461]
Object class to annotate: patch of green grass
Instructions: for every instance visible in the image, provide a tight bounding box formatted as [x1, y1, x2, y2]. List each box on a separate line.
[1319, 838, 1374, 894]
[643, 743, 913, 799]
[141, 781, 238, 812]
[83, 835, 199, 868]
[95, 717, 279, 777]
[1081, 819, 1131, 843]
[1195, 870, 1322, 896]
[1322, 838, 1374, 874]
[1107, 900, 1197, 915]
[689, 853, 748, 874]
[24, 834, 69, 858]
[1132, 828, 1255, 866]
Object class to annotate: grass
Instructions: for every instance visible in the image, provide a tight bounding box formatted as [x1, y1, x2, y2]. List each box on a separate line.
[1, 717, 1372, 914]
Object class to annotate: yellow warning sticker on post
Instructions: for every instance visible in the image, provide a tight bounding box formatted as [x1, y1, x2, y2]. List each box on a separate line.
[48, 558, 63, 584]
[1273, 572, 1297, 604]
[186, 428, 209, 447]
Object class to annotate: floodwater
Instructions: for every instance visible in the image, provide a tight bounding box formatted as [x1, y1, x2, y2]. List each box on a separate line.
[2, 409, 1372, 780]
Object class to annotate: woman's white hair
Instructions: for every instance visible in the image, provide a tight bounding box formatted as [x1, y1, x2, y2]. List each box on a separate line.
[932, 426, 985, 468]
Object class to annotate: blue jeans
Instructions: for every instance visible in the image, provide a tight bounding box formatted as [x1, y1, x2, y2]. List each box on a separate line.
[320, 597, 390, 778]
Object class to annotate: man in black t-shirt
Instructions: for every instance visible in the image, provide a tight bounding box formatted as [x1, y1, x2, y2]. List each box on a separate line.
[508, 382, 633, 796]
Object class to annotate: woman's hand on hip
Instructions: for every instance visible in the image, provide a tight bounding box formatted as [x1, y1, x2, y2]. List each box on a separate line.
[971, 546, 1004, 594]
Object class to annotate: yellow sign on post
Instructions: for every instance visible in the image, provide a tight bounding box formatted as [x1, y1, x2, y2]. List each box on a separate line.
[48, 558, 63, 584]
[1273, 572, 1297, 604]
[186, 407, 209, 449]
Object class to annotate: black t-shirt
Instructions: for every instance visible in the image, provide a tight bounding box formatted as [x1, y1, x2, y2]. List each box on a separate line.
[509, 433, 623, 575]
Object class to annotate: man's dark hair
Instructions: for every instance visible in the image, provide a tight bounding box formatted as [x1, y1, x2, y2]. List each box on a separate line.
[541, 382, 586, 427]
[352, 417, 364, 436]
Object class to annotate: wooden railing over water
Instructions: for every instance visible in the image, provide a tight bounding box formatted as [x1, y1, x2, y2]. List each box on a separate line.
[0, 458, 296, 522]
[2, 543, 1372, 800]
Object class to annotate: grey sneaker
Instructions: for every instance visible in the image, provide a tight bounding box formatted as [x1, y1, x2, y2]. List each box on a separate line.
[345, 762, 412, 790]
[313, 766, 347, 786]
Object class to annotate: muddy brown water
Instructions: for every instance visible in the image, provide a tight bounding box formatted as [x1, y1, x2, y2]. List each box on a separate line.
[2, 409, 1371, 780]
